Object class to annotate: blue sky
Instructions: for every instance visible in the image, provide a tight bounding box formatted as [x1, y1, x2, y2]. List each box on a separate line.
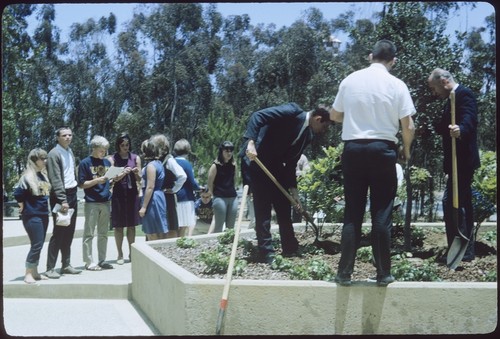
[24, 2, 494, 42]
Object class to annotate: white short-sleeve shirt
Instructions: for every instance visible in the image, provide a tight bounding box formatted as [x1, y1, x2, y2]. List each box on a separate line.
[332, 63, 416, 143]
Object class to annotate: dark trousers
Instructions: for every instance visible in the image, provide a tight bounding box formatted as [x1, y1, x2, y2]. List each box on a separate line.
[337, 140, 397, 278]
[442, 169, 475, 257]
[250, 162, 299, 255]
[46, 187, 78, 270]
[22, 214, 49, 267]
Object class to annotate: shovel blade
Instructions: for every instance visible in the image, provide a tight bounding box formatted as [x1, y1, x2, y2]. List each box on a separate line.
[446, 236, 469, 270]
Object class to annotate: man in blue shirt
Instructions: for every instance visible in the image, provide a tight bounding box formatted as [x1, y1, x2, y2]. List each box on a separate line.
[78, 135, 114, 270]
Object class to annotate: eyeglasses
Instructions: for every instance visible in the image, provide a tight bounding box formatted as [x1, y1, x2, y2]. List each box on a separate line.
[223, 148, 234, 152]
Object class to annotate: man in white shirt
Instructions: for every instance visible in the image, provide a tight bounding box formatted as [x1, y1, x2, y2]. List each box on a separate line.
[330, 40, 415, 286]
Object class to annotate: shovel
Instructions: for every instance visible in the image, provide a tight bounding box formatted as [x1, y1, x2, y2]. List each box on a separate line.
[446, 90, 470, 270]
[253, 157, 339, 254]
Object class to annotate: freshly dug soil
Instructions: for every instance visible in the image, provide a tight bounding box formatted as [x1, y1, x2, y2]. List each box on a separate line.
[154, 225, 497, 283]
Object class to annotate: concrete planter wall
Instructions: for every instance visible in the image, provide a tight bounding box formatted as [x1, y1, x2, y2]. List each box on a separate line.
[131, 234, 497, 335]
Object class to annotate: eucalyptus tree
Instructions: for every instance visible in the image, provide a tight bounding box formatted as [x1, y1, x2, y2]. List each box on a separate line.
[57, 12, 118, 158]
[138, 3, 221, 143]
[2, 3, 38, 192]
[215, 13, 256, 118]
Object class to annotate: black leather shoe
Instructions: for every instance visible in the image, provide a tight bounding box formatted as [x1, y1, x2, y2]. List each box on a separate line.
[282, 247, 302, 258]
[372, 275, 395, 286]
[62, 265, 82, 274]
[334, 275, 352, 286]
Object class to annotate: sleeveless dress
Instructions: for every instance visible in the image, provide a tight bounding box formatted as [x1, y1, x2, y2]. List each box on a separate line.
[140, 160, 168, 234]
[111, 152, 140, 228]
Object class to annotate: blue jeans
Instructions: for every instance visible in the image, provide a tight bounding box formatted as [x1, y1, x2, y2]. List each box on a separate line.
[337, 140, 397, 278]
[22, 214, 49, 268]
[212, 196, 238, 233]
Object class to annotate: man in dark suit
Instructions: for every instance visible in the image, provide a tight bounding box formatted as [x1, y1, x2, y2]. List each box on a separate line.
[241, 103, 331, 263]
[428, 68, 480, 261]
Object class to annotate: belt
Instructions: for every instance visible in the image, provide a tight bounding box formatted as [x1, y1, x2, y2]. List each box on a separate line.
[346, 139, 396, 149]
[66, 186, 77, 193]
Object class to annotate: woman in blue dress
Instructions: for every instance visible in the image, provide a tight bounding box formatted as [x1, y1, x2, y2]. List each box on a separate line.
[138, 138, 168, 240]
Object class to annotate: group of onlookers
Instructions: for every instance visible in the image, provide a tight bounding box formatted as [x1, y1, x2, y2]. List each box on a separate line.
[13, 126, 239, 283]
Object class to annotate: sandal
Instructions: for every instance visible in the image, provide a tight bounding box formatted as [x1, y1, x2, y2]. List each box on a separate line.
[85, 264, 102, 271]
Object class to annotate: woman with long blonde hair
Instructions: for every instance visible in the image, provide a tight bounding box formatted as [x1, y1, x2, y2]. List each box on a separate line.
[14, 148, 52, 284]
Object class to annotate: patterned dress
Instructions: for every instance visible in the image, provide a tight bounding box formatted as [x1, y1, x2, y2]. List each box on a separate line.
[140, 160, 168, 234]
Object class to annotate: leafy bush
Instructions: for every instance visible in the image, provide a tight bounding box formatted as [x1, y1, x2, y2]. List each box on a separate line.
[298, 145, 344, 223]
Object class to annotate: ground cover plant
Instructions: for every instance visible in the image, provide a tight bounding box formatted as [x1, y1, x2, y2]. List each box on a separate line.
[154, 225, 497, 283]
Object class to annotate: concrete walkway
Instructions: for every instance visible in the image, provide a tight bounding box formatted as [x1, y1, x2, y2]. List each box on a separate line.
[2, 216, 160, 336]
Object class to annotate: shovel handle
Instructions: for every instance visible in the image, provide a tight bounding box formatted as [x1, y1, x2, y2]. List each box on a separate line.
[253, 157, 319, 233]
[450, 90, 459, 209]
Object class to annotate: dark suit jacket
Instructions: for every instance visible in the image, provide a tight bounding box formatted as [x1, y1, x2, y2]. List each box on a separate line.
[435, 85, 480, 175]
[240, 102, 312, 189]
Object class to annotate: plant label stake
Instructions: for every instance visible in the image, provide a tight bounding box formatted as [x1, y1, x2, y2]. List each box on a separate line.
[446, 90, 470, 270]
[215, 185, 249, 335]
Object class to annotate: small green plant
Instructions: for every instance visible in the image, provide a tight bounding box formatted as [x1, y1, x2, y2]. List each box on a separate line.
[411, 227, 426, 247]
[391, 253, 441, 282]
[176, 237, 198, 249]
[288, 259, 334, 281]
[482, 230, 497, 244]
[270, 255, 294, 271]
[218, 228, 235, 245]
[197, 249, 247, 275]
[197, 250, 228, 274]
[481, 270, 496, 282]
[356, 246, 373, 263]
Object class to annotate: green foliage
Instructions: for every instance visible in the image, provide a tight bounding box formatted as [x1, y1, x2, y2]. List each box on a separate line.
[356, 246, 373, 263]
[270, 255, 294, 271]
[481, 270, 496, 282]
[270, 252, 333, 281]
[197, 250, 228, 274]
[217, 228, 236, 245]
[288, 259, 334, 281]
[298, 145, 344, 223]
[176, 237, 198, 249]
[472, 151, 497, 207]
[391, 253, 441, 282]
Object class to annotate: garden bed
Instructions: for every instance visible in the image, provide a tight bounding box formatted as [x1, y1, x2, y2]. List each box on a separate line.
[155, 223, 497, 283]
[130, 224, 497, 335]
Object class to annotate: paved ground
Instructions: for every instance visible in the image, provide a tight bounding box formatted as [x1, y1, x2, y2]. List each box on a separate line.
[2, 214, 222, 337]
